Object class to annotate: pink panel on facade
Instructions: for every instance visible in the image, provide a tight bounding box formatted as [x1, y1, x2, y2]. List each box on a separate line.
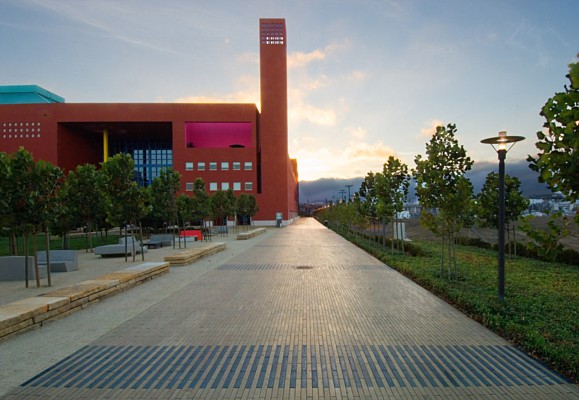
[185, 122, 252, 148]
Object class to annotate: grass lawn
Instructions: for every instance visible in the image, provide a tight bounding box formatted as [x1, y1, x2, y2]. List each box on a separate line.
[0, 233, 120, 256]
[338, 229, 578, 383]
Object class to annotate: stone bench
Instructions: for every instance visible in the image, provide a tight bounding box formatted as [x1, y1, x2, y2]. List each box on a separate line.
[237, 228, 267, 240]
[0, 256, 47, 281]
[145, 234, 175, 248]
[164, 242, 226, 266]
[94, 237, 148, 257]
[37, 250, 78, 272]
[0, 262, 170, 341]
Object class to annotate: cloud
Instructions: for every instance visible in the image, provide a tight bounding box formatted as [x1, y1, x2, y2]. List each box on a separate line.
[418, 119, 444, 139]
[288, 88, 337, 126]
[174, 90, 259, 106]
[291, 138, 396, 181]
[288, 49, 326, 68]
[347, 126, 367, 139]
[287, 41, 350, 69]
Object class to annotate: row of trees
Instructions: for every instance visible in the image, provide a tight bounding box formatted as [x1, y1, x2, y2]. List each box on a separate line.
[321, 55, 579, 276]
[324, 123, 529, 278]
[0, 150, 259, 286]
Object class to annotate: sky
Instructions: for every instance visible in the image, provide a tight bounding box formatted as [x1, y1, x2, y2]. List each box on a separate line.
[1, 0, 578, 183]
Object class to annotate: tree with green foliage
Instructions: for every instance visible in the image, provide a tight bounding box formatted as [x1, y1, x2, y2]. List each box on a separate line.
[28, 159, 64, 286]
[413, 123, 474, 278]
[477, 172, 529, 256]
[192, 178, 211, 227]
[64, 164, 105, 252]
[100, 153, 149, 261]
[247, 194, 259, 226]
[49, 183, 79, 250]
[176, 194, 195, 227]
[375, 156, 410, 253]
[210, 189, 236, 228]
[236, 193, 251, 227]
[357, 171, 379, 238]
[525, 55, 578, 256]
[528, 54, 579, 216]
[7, 149, 37, 286]
[148, 168, 181, 231]
[0, 152, 14, 252]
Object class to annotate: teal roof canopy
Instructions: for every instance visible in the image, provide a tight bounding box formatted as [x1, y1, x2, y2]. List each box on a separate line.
[0, 85, 65, 104]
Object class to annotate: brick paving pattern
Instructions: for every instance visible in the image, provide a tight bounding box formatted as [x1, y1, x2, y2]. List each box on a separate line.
[2, 218, 577, 399]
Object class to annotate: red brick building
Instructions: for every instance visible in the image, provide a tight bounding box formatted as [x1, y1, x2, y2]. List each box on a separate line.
[0, 19, 298, 225]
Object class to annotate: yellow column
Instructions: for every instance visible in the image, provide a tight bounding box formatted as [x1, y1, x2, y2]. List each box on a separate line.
[103, 129, 109, 162]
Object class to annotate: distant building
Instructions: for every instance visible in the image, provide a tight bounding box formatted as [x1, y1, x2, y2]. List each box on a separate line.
[0, 19, 298, 226]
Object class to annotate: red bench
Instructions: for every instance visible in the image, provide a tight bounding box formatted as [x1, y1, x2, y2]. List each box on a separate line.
[179, 230, 202, 241]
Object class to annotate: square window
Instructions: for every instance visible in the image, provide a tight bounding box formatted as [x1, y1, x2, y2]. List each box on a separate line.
[209, 162, 217, 171]
[244, 182, 253, 191]
[198, 162, 206, 171]
[209, 182, 218, 191]
[221, 182, 230, 190]
[221, 162, 229, 171]
[232, 162, 241, 171]
[244, 161, 253, 170]
[233, 182, 241, 191]
[185, 162, 194, 171]
[185, 182, 194, 191]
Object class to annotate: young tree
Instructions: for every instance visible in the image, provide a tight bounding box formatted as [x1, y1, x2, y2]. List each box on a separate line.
[100, 153, 147, 261]
[8, 149, 37, 287]
[237, 193, 251, 227]
[64, 164, 105, 252]
[247, 194, 259, 226]
[0, 152, 15, 253]
[413, 123, 474, 278]
[528, 54, 579, 219]
[357, 172, 379, 239]
[375, 156, 410, 253]
[176, 194, 195, 227]
[148, 168, 181, 231]
[210, 189, 235, 229]
[192, 178, 211, 227]
[29, 160, 64, 286]
[476, 172, 529, 256]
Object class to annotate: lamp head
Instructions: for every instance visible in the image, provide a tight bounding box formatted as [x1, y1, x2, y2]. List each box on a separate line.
[481, 131, 525, 153]
[497, 131, 508, 151]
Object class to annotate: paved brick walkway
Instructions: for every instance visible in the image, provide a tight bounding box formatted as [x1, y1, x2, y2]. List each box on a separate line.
[1, 218, 577, 399]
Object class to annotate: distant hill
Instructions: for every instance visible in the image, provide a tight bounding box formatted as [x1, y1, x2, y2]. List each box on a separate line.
[299, 160, 552, 205]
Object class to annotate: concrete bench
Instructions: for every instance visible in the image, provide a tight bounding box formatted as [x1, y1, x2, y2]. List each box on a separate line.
[94, 237, 148, 257]
[0, 262, 170, 341]
[164, 242, 226, 266]
[37, 250, 78, 272]
[0, 256, 47, 281]
[145, 234, 174, 248]
[237, 228, 267, 240]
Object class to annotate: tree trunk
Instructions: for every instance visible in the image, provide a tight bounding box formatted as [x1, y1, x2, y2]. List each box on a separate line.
[513, 225, 517, 257]
[391, 218, 395, 255]
[10, 233, 18, 255]
[33, 232, 40, 288]
[139, 221, 145, 262]
[88, 221, 93, 253]
[440, 235, 445, 277]
[124, 226, 128, 262]
[45, 227, 52, 287]
[24, 234, 29, 288]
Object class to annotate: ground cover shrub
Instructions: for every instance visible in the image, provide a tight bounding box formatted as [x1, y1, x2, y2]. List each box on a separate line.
[332, 227, 579, 383]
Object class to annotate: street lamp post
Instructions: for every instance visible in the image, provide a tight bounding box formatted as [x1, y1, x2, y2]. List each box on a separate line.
[481, 131, 525, 302]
